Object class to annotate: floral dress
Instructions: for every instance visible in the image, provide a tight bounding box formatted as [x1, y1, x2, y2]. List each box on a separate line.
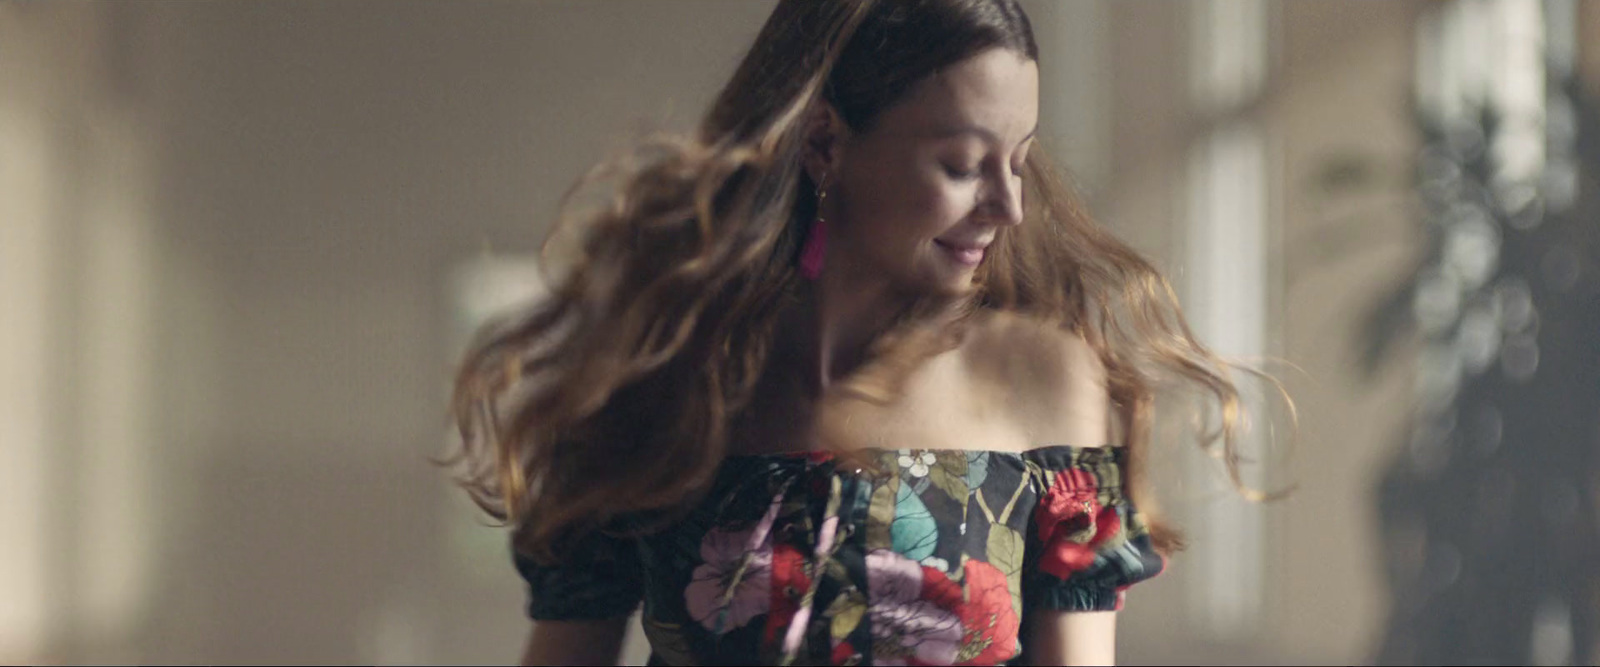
[513, 446, 1164, 665]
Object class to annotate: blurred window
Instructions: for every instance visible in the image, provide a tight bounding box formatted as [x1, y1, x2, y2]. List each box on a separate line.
[442, 255, 548, 583]
[1182, 0, 1270, 641]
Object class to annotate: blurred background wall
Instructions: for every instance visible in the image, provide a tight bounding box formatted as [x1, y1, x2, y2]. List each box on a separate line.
[2, 1, 1595, 665]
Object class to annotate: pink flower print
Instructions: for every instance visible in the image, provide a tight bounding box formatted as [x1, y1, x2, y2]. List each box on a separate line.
[685, 497, 782, 634]
[865, 549, 963, 665]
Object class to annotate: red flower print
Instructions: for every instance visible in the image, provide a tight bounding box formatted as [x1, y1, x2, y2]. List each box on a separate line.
[954, 559, 1020, 665]
[919, 565, 963, 611]
[832, 640, 860, 665]
[764, 544, 811, 645]
[1035, 468, 1122, 580]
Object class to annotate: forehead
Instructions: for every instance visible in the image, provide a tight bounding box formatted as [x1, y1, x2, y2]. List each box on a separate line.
[871, 48, 1039, 143]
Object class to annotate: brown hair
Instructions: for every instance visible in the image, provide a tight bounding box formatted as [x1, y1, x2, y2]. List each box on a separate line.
[448, 0, 1278, 563]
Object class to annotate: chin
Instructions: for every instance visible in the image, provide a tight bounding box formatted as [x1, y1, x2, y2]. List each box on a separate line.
[920, 270, 979, 300]
[895, 257, 979, 300]
[942, 272, 977, 292]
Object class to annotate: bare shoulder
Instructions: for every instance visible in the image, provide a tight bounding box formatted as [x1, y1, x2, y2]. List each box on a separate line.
[961, 310, 1112, 448]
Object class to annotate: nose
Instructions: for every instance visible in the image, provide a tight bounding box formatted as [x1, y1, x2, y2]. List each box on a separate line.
[981, 171, 1025, 227]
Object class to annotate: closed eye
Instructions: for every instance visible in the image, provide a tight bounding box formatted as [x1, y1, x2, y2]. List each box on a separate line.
[944, 164, 981, 181]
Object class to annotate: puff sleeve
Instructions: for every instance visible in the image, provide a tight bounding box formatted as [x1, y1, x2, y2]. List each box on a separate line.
[1023, 447, 1166, 612]
[511, 531, 646, 621]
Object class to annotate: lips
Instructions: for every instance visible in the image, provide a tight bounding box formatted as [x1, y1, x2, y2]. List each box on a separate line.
[935, 239, 988, 266]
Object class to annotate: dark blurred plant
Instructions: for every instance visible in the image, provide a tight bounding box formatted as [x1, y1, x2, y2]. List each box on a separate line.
[1361, 68, 1600, 666]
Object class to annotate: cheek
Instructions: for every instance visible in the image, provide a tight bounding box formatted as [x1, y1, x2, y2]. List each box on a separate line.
[850, 173, 970, 241]
[922, 183, 972, 226]
[902, 183, 973, 244]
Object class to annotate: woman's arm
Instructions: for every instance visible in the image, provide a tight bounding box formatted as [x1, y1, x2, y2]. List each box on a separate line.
[519, 618, 631, 666]
[1021, 609, 1118, 666]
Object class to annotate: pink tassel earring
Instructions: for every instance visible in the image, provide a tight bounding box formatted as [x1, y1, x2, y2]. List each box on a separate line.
[799, 172, 829, 280]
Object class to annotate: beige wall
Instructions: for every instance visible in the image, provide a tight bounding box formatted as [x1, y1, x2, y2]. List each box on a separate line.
[4, 2, 778, 663]
[3, 1, 1446, 664]
[1268, 2, 1428, 660]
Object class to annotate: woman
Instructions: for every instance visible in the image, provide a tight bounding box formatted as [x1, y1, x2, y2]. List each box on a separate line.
[451, 0, 1258, 664]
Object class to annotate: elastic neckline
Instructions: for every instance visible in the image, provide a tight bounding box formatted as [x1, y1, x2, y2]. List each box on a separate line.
[724, 443, 1121, 460]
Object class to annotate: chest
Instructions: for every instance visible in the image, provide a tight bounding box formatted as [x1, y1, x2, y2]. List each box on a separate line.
[727, 350, 1032, 456]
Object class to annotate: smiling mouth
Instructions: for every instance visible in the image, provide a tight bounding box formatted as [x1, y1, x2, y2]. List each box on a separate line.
[934, 240, 986, 266]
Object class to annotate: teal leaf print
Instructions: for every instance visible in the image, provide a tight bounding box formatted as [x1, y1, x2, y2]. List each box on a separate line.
[891, 480, 938, 561]
[965, 451, 990, 489]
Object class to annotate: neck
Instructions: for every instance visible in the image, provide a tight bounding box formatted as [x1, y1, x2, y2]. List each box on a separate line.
[778, 265, 905, 396]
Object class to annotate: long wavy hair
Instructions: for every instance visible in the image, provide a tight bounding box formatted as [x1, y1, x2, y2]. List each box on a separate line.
[449, 0, 1279, 563]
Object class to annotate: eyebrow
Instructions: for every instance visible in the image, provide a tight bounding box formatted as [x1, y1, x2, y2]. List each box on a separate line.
[931, 122, 1039, 146]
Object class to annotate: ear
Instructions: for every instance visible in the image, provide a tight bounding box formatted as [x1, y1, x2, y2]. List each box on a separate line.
[801, 103, 848, 185]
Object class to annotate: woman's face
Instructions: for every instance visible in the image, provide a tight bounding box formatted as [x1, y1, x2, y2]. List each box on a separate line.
[812, 47, 1039, 295]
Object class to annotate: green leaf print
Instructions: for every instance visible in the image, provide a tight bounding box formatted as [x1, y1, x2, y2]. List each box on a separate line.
[826, 558, 851, 583]
[826, 587, 868, 640]
[641, 617, 696, 667]
[986, 524, 1025, 617]
[927, 451, 970, 502]
[935, 450, 970, 475]
[892, 481, 938, 561]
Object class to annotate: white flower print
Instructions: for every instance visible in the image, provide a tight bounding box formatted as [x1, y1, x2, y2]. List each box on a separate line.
[896, 451, 938, 478]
